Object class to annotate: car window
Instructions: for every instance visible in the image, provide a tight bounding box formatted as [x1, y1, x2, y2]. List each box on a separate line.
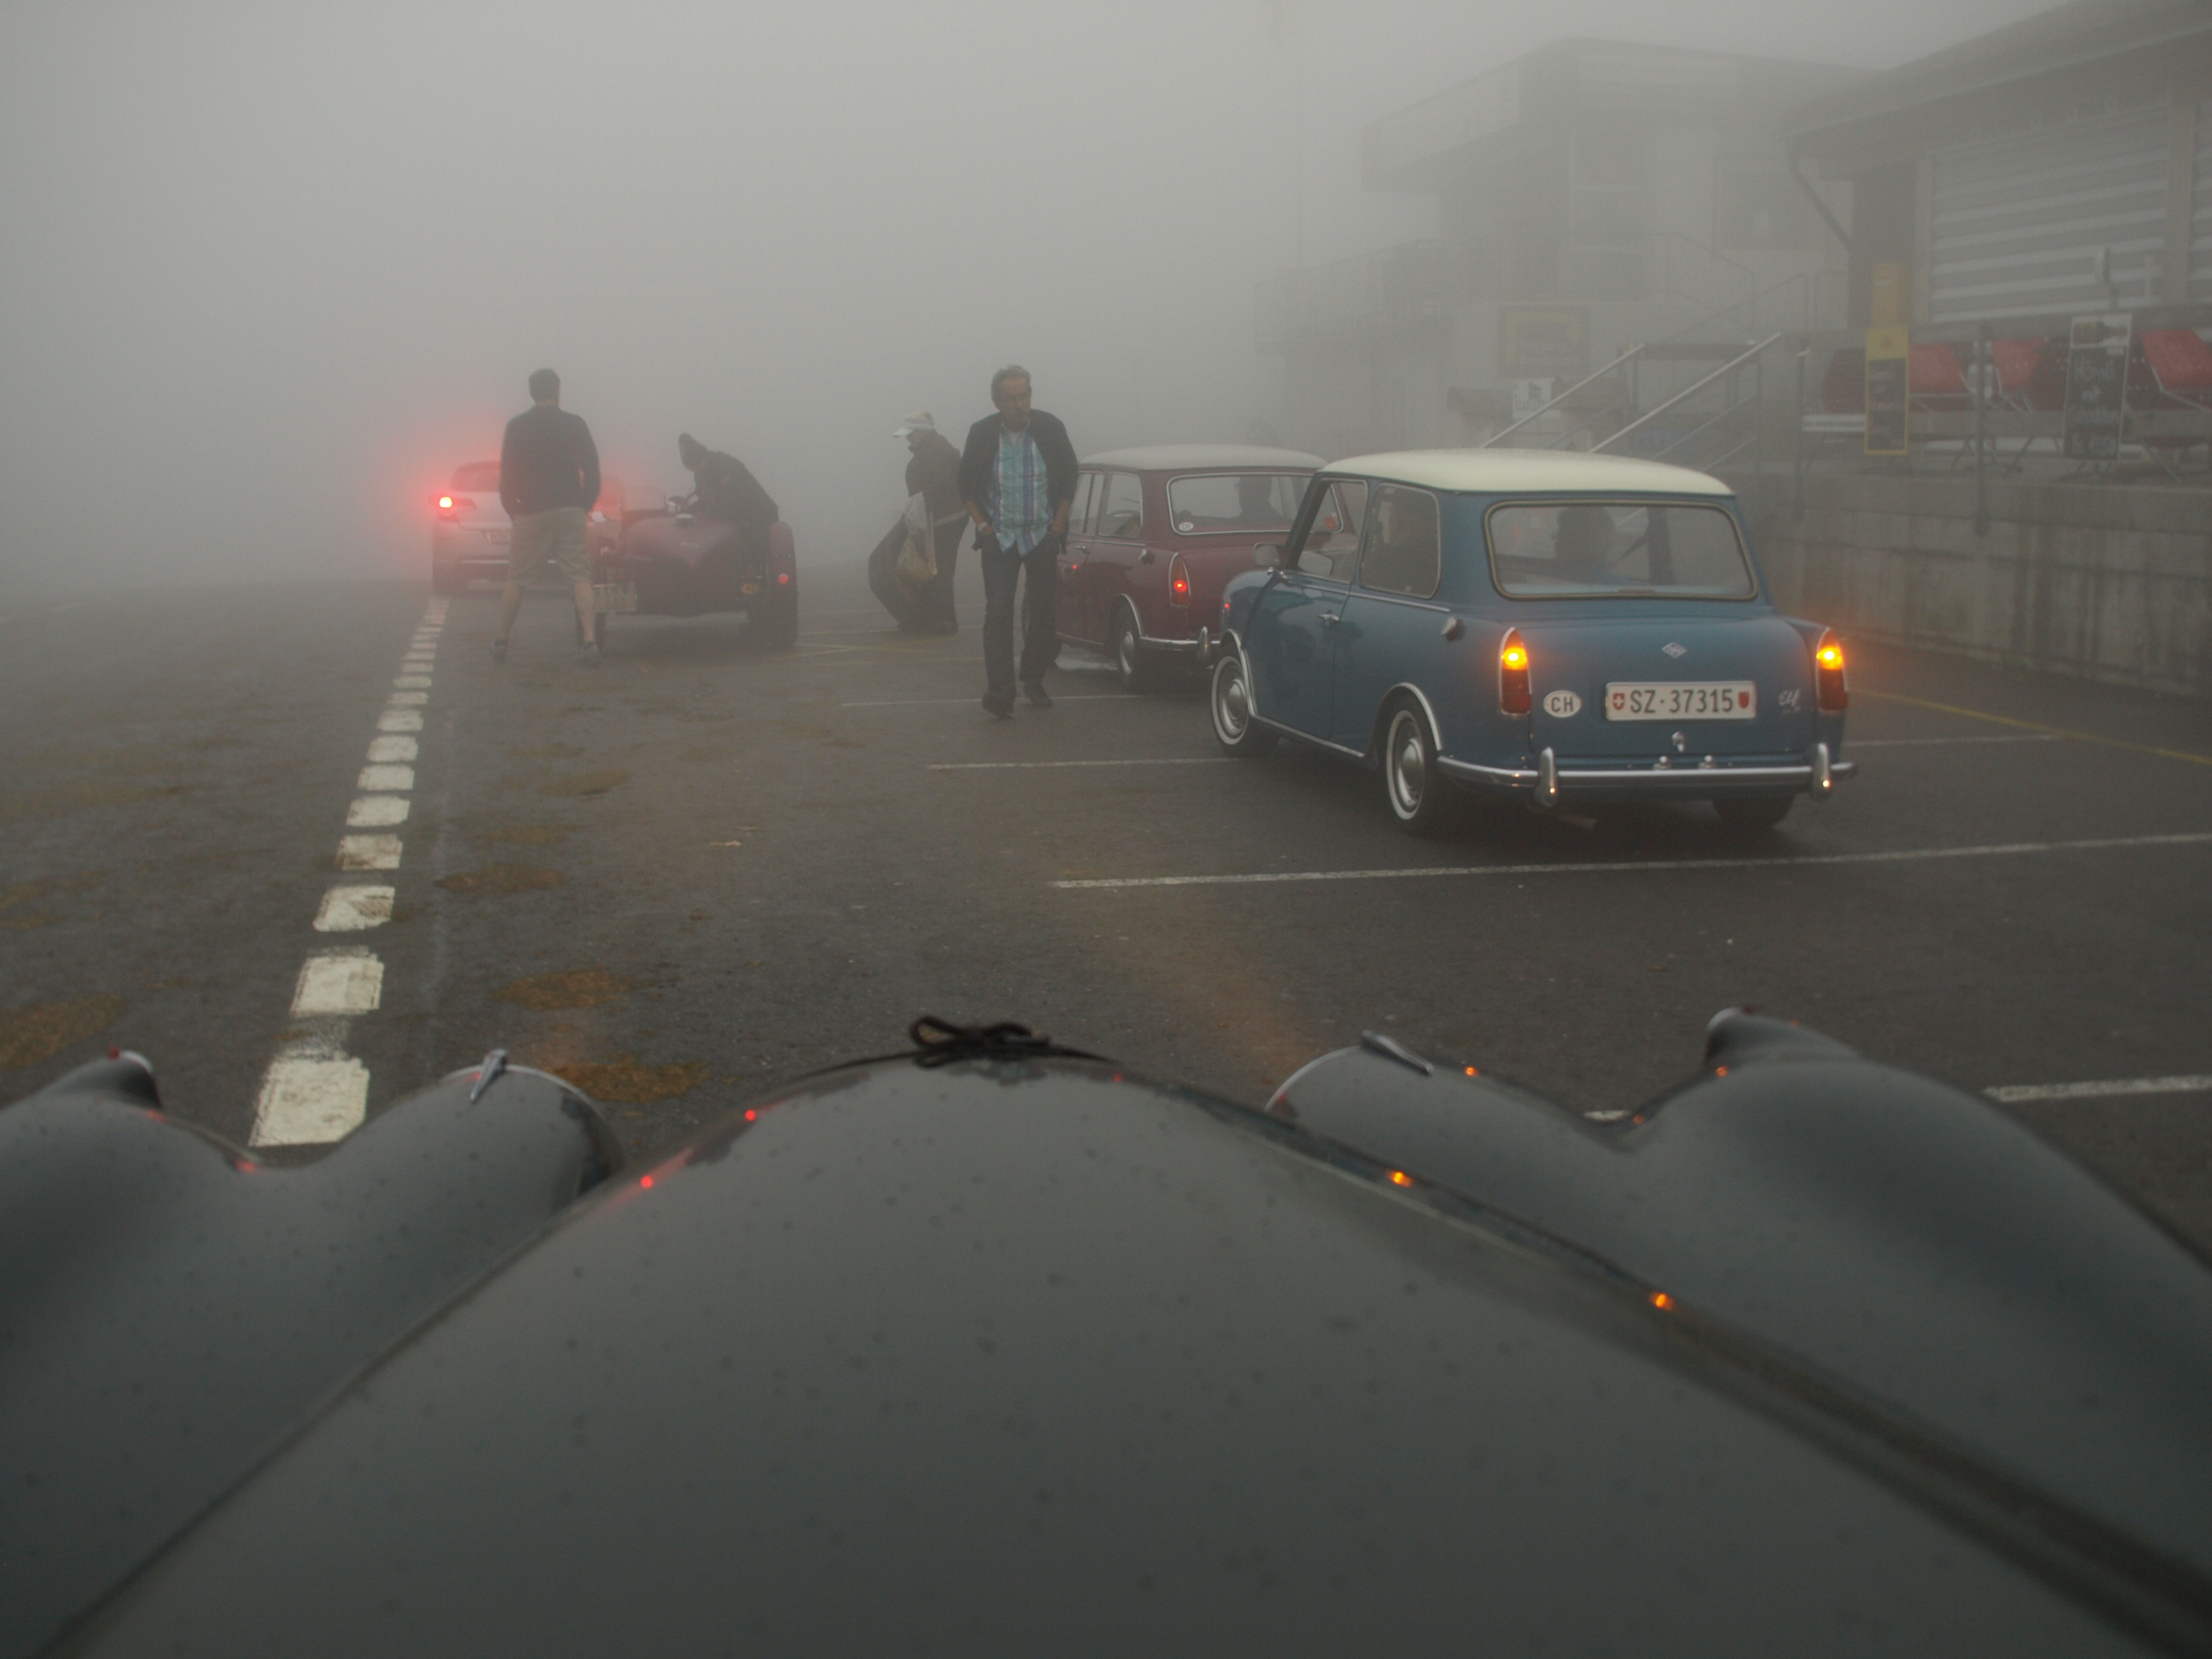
[1294, 480, 1366, 580]
[1068, 472, 1099, 537]
[1487, 500, 1756, 599]
[1098, 472, 1145, 540]
[1357, 485, 1440, 598]
[1166, 473, 1306, 534]
[451, 462, 501, 491]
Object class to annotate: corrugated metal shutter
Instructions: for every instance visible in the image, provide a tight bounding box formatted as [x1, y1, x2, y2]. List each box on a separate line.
[2192, 101, 2212, 303]
[1929, 110, 2171, 320]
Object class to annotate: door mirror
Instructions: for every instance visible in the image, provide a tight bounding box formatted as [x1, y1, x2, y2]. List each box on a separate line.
[1255, 543, 1283, 569]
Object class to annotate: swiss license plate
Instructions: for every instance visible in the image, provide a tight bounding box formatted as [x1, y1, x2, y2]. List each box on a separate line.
[1604, 682, 1756, 720]
[593, 583, 637, 613]
[485, 529, 509, 545]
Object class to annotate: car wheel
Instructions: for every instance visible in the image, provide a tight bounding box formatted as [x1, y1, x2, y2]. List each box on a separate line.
[431, 562, 464, 596]
[762, 588, 799, 649]
[1110, 608, 1158, 693]
[1210, 651, 1278, 758]
[1382, 702, 1453, 835]
[1714, 794, 1794, 831]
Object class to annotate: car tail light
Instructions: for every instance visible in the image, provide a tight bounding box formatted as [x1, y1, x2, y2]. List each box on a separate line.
[1168, 554, 1191, 607]
[1499, 628, 1531, 714]
[776, 571, 790, 586]
[435, 494, 472, 522]
[1814, 629, 1848, 711]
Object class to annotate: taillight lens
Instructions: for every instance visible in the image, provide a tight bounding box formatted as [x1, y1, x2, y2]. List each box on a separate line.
[435, 494, 472, 522]
[1168, 555, 1191, 607]
[1814, 628, 1848, 711]
[1500, 628, 1531, 714]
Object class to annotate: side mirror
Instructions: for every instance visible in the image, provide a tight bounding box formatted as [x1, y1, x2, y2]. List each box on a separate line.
[1255, 543, 1283, 569]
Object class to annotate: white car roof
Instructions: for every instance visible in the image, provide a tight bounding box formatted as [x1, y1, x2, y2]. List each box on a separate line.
[1322, 449, 1734, 497]
[1081, 445, 1325, 472]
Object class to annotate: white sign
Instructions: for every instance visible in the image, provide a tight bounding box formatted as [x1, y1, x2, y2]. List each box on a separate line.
[1510, 378, 1557, 420]
[1541, 689, 1582, 719]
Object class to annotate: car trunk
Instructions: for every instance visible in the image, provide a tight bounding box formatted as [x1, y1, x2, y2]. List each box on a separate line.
[1523, 611, 1815, 759]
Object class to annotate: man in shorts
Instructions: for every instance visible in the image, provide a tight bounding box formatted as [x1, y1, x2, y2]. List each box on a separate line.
[494, 368, 603, 665]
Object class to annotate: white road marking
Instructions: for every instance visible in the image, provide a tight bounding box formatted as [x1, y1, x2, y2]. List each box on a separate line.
[394, 675, 433, 689]
[314, 885, 395, 931]
[842, 694, 1136, 708]
[931, 757, 1232, 771]
[347, 796, 410, 828]
[1051, 831, 2212, 891]
[367, 736, 418, 763]
[1847, 734, 2062, 749]
[358, 764, 416, 792]
[1986, 1074, 2212, 1103]
[336, 834, 402, 870]
[291, 953, 384, 1016]
[378, 709, 424, 733]
[251, 1056, 370, 1145]
[389, 691, 428, 706]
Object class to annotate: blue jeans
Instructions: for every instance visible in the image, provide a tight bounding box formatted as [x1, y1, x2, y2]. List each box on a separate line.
[979, 534, 1059, 697]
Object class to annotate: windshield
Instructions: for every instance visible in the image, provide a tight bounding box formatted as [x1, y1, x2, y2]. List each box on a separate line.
[1166, 473, 1306, 534]
[1486, 500, 1756, 599]
[451, 462, 501, 492]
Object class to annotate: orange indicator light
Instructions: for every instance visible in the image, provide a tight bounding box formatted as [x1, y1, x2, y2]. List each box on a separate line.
[1463, 1065, 1480, 1077]
[1387, 1170, 1414, 1188]
[1714, 1065, 1729, 1077]
[1650, 1292, 1674, 1311]
[1502, 644, 1527, 670]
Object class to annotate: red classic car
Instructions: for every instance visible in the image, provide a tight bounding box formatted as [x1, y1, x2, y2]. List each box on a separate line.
[1057, 446, 1321, 689]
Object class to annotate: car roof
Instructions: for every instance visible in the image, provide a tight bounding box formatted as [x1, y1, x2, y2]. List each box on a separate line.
[1324, 449, 1734, 497]
[1081, 444, 1324, 472]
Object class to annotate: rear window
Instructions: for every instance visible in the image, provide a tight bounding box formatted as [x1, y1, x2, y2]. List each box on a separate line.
[1486, 500, 1755, 599]
[1166, 473, 1305, 534]
[451, 462, 501, 491]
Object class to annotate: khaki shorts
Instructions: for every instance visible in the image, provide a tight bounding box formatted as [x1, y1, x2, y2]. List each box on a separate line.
[508, 506, 590, 585]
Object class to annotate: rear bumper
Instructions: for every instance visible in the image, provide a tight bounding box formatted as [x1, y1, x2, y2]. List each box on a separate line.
[432, 527, 512, 585]
[1439, 745, 1856, 803]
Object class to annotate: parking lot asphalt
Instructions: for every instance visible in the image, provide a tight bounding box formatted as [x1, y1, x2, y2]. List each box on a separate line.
[4, 563, 2210, 1248]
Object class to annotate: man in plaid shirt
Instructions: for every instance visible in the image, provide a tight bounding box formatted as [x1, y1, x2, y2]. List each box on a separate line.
[957, 366, 1078, 718]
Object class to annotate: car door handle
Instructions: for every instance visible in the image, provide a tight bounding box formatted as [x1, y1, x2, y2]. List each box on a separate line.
[1319, 612, 1340, 627]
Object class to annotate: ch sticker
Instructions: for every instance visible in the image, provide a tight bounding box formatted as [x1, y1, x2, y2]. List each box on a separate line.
[1542, 689, 1582, 719]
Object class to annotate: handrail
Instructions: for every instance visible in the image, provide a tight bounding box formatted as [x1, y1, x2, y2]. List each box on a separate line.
[1480, 344, 1645, 449]
[1595, 335, 1783, 454]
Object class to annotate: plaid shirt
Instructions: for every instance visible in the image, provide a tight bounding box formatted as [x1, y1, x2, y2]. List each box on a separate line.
[990, 426, 1053, 555]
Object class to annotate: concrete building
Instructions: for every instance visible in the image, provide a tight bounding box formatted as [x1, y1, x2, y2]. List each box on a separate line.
[1258, 38, 1857, 458]
[1787, 0, 2212, 326]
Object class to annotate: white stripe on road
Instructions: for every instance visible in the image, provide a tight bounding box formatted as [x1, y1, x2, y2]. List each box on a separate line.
[388, 691, 428, 706]
[291, 953, 384, 1016]
[1050, 831, 2212, 890]
[931, 757, 1232, 771]
[337, 834, 403, 870]
[367, 736, 418, 763]
[394, 675, 432, 689]
[358, 764, 416, 792]
[313, 885, 395, 931]
[250, 1056, 370, 1145]
[378, 709, 424, 733]
[1986, 1074, 2212, 1103]
[842, 694, 1138, 708]
[347, 796, 410, 828]
[1847, 734, 2062, 749]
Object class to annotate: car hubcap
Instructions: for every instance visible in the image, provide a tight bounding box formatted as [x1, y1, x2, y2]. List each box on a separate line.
[1216, 665, 1248, 739]
[1118, 626, 1136, 678]
[1391, 716, 1424, 815]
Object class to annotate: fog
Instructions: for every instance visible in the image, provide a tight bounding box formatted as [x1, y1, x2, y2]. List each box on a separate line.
[0, 0, 2054, 600]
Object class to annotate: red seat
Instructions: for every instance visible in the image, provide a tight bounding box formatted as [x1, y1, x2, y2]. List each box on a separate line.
[1991, 337, 2065, 412]
[1908, 343, 1970, 409]
[2140, 329, 2212, 410]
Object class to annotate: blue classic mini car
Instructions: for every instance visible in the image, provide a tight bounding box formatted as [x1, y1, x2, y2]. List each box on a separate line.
[1208, 451, 1855, 832]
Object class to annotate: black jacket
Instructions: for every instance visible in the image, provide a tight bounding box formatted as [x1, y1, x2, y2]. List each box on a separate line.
[904, 431, 964, 520]
[500, 404, 600, 517]
[957, 410, 1076, 530]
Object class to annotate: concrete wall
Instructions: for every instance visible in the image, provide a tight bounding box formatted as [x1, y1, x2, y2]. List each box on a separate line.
[1741, 472, 2212, 697]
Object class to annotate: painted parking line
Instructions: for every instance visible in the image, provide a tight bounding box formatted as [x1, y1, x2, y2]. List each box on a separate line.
[1846, 734, 2061, 749]
[1857, 691, 2212, 767]
[347, 796, 409, 828]
[367, 736, 418, 763]
[843, 694, 1138, 708]
[1986, 1074, 2212, 1104]
[252, 1056, 371, 1148]
[931, 757, 1232, 771]
[313, 885, 395, 931]
[1050, 830, 2212, 890]
[337, 834, 403, 871]
[378, 709, 424, 734]
[291, 953, 384, 1017]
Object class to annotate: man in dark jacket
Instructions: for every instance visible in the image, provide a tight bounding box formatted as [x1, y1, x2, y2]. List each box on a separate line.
[958, 366, 1077, 716]
[495, 368, 603, 664]
[677, 434, 779, 564]
[869, 412, 967, 634]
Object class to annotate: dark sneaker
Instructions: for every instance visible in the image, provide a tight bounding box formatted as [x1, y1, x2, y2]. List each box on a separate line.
[1022, 682, 1052, 708]
[491, 636, 509, 663]
[982, 692, 1014, 719]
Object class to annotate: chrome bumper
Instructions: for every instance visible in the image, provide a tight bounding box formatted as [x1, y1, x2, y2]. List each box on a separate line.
[1439, 743, 1856, 803]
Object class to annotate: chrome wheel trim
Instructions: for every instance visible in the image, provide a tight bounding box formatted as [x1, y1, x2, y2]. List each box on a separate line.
[1388, 709, 1426, 818]
[1115, 614, 1139, 682]
[1213, 657, 1250, 741]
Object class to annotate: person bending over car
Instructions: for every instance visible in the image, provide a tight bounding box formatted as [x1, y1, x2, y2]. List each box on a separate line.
[676, 434, 779, 566]
[957, 365, 1076, 718]
[495, 368, 603, 666]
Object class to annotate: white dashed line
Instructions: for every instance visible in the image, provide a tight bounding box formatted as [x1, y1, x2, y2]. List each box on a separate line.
[1986, 1074, 2212, 1103]
[337, 834, 403, 870]
[394, 675, 432, 689]
[291, 953, 384, 1016]
[1050, 831, 2212, 890]
[378, 709, 424, 733]
[389, 691, 428, 706]
[314, 885, 395, 931]
[1847, 734, 2062, 749]
[358, 764, 417, 791]
[931, 757, 1232, 771]
[347, 796, 410, 828]
[252, 1056, 371, 1146]
[367, 736, 418, 763]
